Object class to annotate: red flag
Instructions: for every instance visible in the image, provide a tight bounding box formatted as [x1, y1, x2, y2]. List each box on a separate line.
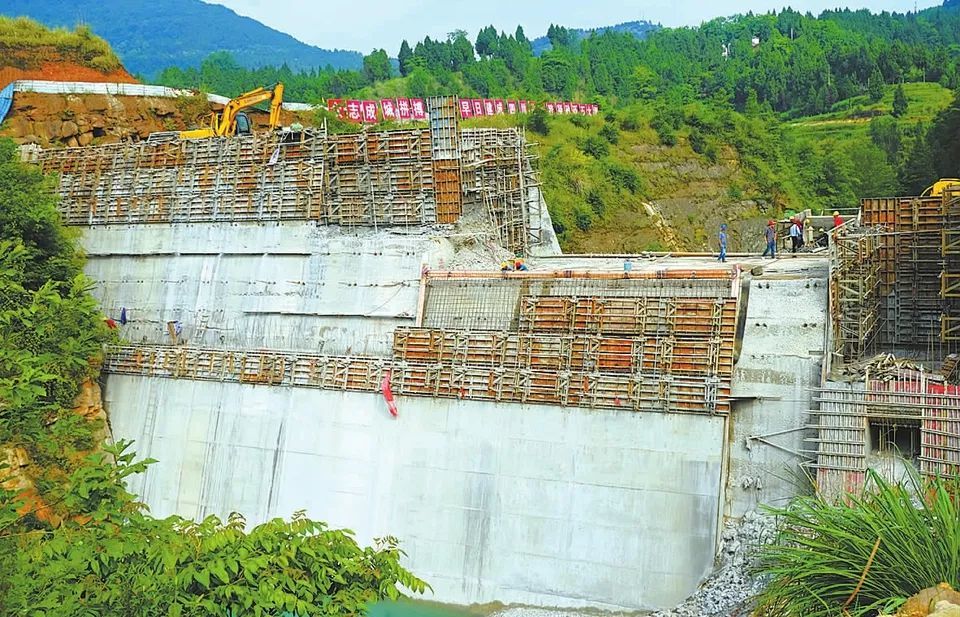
[483, 99, 495, 116]
[410, 98, 427, 120]
[345, 100, 363, 123]
[381, 98, 398, 121]
[459, 98, 473, 119]
[519, 100, 528, 113]
[472, 99, 484, 116]
[507, 100, 517, 114]
[396, 98, 411, 121]
[381, 370, 399, 418]
[494, 99, 505, 115]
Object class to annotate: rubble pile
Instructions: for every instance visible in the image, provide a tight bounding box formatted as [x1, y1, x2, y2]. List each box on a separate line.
[652, 511, 776, 617]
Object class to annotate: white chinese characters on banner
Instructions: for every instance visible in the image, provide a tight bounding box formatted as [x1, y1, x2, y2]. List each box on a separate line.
[381, 99, 398, 121]
[410, 98, 427, 120]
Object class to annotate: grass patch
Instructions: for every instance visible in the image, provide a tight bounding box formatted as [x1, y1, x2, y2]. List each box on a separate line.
[755, 470, 960, 617]
[0, 16, 121, 72]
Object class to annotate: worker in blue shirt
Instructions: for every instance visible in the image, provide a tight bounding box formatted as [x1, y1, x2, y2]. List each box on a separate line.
[718, 224, 728, 263]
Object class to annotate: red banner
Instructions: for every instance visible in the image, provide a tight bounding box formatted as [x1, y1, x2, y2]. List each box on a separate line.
[459, 98, 473, 119]
[361, 100, 378, 123]
[327, 98, 347, 120]
[380, 99, 398, 121]
[563, 102, 572, 114]
[470, 99, 483, 116]
[494, 99, 505, 115]
[483, 99, 495, 116]
[546, 102, 555, 114]
[396, 98, 411, 121]
[519, 100, 528, 114]
[410, 98, 427, 120]
[345, 100, 363, 123]
[507, 100, 517, 114]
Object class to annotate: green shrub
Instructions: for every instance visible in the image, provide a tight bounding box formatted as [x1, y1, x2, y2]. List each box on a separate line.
[581, 135, 609, 159]
[606, 162, 643, 194]
[599, 123, 620, 144]
[569, 115, 589, 128]
[755, 471, 960, 617]
[528, 107, 550, 136]
[586, 190, 605, 216]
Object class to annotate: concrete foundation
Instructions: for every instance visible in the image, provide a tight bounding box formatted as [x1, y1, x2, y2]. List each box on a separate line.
[106, 374, 724, 611]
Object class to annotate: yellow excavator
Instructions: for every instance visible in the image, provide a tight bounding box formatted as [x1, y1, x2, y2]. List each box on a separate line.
[180, 83, 285, 140]
[922, 178, 960, 197]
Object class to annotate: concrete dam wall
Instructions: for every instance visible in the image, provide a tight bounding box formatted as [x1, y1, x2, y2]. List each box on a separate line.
[33, 102, 830, 611]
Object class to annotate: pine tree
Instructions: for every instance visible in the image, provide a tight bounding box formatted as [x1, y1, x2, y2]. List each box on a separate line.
[398, 40, 413, 77]
[892, 84, 909, 117]
[867, 68, 884, 103]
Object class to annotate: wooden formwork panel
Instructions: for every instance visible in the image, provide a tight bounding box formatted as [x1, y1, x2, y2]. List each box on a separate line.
[105, 343, 729, 416]
[392, 327, 735, 378]
[433, 159, 463, 223]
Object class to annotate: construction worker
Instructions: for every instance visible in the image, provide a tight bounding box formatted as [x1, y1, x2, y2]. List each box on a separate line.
[833, 210, 843, 228]
[514, 256, 528, 271]
[500, 260, 512, 272]
[761, 219, 776, 259]
[717, 224, 727, 263]
[789, 218, 802, 253]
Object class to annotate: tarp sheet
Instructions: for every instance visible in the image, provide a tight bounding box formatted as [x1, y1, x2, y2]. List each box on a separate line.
[0, 83, 14, 126]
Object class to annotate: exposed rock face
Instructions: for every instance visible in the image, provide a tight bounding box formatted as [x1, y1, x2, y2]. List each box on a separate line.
[0, 379, 109, 526]
[0, 92, 303, 148]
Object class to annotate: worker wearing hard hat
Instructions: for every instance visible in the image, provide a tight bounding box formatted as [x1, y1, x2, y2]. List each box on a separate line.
[833, 211, 843, 228]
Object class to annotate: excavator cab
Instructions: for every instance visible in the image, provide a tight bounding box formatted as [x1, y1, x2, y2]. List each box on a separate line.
[235, 112, 252, 136]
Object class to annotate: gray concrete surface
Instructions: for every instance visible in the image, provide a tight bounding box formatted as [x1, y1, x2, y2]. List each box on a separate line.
[106, 375, 725, 611]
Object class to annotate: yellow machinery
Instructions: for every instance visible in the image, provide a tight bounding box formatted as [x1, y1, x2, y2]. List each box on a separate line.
[180, 83, 284, 140]
[922, 178, 960, 197]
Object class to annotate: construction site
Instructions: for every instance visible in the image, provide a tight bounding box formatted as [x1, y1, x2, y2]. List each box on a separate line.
[15, 88, 959, 611]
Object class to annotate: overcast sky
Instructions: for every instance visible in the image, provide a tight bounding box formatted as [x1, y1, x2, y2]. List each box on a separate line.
[207, 0, 938, 54]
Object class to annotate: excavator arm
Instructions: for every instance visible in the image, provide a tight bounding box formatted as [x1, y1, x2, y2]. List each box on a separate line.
[180, 83, 284, 140]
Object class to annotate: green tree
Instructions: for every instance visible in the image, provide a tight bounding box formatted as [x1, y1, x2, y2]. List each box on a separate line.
[527, 107, 550, 136]
[867, 68, 885, 102]
[892, 83, 909, 117]
[398, 40, 413, 77]
[362, 49, 392, 83]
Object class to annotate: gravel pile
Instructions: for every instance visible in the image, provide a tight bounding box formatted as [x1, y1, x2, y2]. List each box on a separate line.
[651, 511, 776, 617]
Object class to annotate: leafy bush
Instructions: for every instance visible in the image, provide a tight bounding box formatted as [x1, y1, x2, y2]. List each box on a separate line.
[586, 190, 606, 216]
[755, 471, 960, 617]
[606, 162, 643, 194]
[599, 123, 620, 144]
[581, 135, 609, 159]
[569, 115, 589, 128]
[527, 107, 550, 136]
[1, 443, 428, 616]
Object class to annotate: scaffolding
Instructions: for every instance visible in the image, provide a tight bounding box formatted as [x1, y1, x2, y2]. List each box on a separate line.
[811, 369, 960, 501]
[460, 128, 541, 254]
[830, 194, 959, 368]
[102, 269, 742, 417]
[42, 130, 327, 225]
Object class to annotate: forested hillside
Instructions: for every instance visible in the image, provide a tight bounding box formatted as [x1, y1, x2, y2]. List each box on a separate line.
[152, 3, 960, 251]
[0, 0, 363, 77]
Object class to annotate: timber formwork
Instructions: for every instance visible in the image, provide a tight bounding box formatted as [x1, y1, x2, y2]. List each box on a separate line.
[460, 128, 540, 253]
[811, 370, 960, 501]
[322, 128, 436, 225]
[102, 269, 742, 417]
[41, 131, 327, 225]
[830, 194, 960, 367]
[412, 270, 740, 414]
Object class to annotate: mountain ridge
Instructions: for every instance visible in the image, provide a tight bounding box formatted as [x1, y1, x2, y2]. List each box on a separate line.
[0, 0, 363, 77]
